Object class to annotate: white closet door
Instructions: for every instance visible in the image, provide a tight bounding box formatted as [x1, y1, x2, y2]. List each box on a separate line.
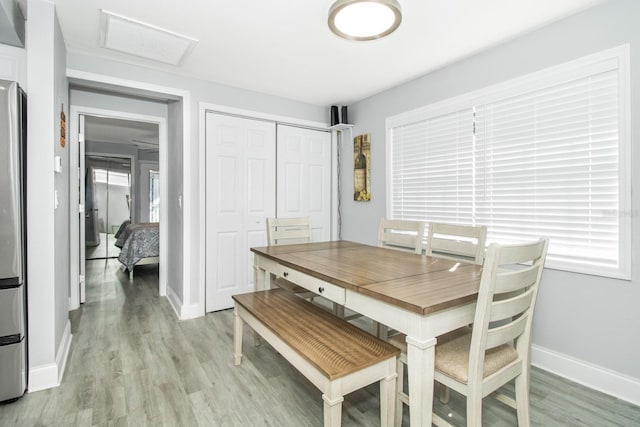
[205, 113, 276, 312]
[277, 125, 331, 242]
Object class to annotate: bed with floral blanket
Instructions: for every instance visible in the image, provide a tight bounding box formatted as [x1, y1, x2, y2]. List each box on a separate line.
[115, 222, 159, 279]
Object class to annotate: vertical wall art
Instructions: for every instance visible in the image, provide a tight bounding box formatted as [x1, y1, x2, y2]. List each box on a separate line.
[353, 133, 371, 201]
[60, 103, 66, 147]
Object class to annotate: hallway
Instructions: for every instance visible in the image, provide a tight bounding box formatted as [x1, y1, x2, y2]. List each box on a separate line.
[0, 260, 638, 426]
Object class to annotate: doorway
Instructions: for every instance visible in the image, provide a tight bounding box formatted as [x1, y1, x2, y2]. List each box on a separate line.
[84, 155, 133, 260]
[69, 106, 168, 307]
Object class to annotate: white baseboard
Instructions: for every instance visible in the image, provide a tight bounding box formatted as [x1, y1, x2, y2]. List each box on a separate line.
[165, 285, 203, 320]
[28, 321, 73, 393]
[56, 321, 72, 384]
[166, 285, 183, 320]
[531, 344, 640, 406]
[28, 363, 58, 393]
[180, 302, 203, 320]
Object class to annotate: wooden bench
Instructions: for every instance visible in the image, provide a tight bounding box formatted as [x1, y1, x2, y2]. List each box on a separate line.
[233, 288, 399, 427]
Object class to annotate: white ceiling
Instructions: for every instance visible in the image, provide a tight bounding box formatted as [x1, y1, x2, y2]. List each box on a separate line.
[53, 0, 607, 106]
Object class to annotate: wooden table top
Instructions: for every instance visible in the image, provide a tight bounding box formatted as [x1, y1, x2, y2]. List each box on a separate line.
[251, 241, 483, 315]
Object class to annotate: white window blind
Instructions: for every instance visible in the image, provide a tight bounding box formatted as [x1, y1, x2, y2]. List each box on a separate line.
[390, 108, 474, 223]
[387, 46, 630, 279]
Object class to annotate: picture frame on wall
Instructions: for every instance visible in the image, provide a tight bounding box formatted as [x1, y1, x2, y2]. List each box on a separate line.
[353, 133, 371, 201]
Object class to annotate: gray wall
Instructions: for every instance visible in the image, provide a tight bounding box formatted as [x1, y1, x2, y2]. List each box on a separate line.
[25, 0, 69, 386]
[53, 7, 69, 358]
[70, 87, 168, 118]
[347, 0, 640, 382]
[66, 50, 327, 312]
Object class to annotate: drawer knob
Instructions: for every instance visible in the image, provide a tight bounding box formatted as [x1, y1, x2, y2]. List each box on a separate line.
[283, 272, 289, 277]
[318, 287, 324, 293]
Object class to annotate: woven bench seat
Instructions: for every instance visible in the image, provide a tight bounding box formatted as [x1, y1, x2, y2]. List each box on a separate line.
[233, 288, 399, 426]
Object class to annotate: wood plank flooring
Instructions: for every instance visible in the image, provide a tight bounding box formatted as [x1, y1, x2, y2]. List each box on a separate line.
[1, 259, 638, 426]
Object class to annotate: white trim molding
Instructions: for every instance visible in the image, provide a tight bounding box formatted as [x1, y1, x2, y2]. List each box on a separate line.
[68, 105, 168, 309]
[532, 344, 640, 406]
[166, 284, 183, 320]
[166, 286, 200, 320]
[28, 321, 72, 393]
[66, 68, 190, 316]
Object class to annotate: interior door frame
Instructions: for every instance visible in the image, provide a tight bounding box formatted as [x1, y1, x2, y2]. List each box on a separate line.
[69, 106, 167, 310]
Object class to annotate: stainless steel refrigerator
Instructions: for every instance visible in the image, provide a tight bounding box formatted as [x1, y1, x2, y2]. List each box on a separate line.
[0, 79, 27, 402]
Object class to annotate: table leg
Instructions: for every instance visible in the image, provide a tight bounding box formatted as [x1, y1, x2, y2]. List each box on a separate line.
[406, 335, 437, 427]
[253, 262, 264, 291]
[253, 259, 272, 292]
[252, 259, 266, 346]
[233, 305, 243, 365]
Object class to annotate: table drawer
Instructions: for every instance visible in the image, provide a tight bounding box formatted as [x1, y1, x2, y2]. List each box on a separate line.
[277, 266, 345, 305]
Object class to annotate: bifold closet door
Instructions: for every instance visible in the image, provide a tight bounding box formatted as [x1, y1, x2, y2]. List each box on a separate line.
[276, 125, 332, 242]
[205, 112, 275, 312]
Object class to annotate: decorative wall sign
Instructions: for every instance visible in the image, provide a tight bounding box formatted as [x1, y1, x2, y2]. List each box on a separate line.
[60, 103, 66, 147]
[353, 133, 371, 201]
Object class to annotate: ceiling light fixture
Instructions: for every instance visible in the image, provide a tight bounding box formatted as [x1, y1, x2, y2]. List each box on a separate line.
[328, 0, 402, 41]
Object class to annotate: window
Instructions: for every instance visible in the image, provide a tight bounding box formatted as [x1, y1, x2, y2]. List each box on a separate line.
[387, 46, 630, 279]
[149, 170, 160, 222]
[94, 169, 130, 187]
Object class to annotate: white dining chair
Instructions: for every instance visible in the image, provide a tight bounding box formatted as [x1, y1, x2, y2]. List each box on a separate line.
[377, 218, 426, 254]
[265, 217, 316, 299]
[423, 222, 488, 403]
[389, 238, 549, 427]
[426, 222, 487, 265]
[266, 216, 312, 246]
[358, 219, 426, 338]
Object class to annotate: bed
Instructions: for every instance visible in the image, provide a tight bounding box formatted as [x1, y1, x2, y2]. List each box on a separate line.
[115, 221, 159, 280]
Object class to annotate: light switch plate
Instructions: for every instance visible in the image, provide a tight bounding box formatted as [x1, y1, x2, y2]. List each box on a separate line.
[54, 156, 62, 173]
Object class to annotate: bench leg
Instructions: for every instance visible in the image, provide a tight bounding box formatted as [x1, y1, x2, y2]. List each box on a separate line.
[322, 394, 344, 427]
[233, 305, 243, 365]
[380, 358, 398, 427]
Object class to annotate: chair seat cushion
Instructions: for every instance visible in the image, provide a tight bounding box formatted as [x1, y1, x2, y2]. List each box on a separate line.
[388, 327, 518, 384]
[435, 327, 518, 384]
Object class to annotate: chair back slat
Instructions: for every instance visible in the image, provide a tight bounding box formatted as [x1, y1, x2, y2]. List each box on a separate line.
[485, 313, 528, 350]
[494, 265, 541, 294]
[426, 222, 487, 265]
[489, 287, 535, 323]
[377, 219, 425, 254]
[429, 239, 479, 260]
[267, 216, 312, 246]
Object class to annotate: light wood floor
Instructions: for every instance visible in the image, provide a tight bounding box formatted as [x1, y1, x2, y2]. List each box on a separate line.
[1, 259, 638, 426]
[86, 232, 121, 260]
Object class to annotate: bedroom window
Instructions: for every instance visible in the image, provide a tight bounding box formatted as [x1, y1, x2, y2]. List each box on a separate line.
[149, 170, 160, 222]
[386, 45, 630, 279]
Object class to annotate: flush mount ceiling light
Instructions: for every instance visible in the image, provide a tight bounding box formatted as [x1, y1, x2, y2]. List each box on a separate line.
[100, 10, 198, 66]
[328, 0, 402, 41]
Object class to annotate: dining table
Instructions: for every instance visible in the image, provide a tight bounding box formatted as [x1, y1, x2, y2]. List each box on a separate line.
[251, 240, 483, 427]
